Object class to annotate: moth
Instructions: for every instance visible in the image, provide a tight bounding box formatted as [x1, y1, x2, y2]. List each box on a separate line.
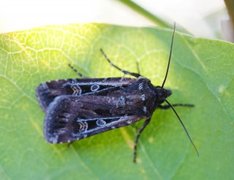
[36, 25, 199, 162]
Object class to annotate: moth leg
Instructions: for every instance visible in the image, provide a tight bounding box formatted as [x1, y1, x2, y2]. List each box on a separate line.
[67, 141, 75, 147]
[133, 117, 151, 163]
[136, 61, 141, 74]
[100, 48, 142, 78]
[159, 103, 194, 109]
[68, 64, 84, 77]
[130, 122, 139, 131]
[120, 60, 139, 79]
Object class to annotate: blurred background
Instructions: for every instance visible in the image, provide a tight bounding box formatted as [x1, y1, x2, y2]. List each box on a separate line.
[0, 0, 233, 42]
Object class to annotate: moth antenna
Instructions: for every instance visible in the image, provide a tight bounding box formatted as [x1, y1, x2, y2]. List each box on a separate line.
[161, 23, 176, 88]
[165, 100, 199, 157]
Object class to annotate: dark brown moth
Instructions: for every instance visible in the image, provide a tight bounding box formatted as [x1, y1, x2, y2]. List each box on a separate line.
[36, 24, 199, 162]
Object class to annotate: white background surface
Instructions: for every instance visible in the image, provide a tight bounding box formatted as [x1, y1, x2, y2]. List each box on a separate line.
[0, 0, 229, 39]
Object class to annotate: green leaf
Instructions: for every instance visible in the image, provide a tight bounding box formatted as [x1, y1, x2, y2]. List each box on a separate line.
[0, 24, 233, 180]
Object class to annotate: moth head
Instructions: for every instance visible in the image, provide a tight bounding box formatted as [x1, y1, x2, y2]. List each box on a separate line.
[154, 86, 171, 104]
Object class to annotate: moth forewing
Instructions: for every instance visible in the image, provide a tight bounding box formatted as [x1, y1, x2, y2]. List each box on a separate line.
[43, 77, 161, 143]
[36, 77, 136, 111]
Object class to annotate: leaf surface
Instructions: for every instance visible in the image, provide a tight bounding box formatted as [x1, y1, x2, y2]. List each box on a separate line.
[0, 24, 233, 180]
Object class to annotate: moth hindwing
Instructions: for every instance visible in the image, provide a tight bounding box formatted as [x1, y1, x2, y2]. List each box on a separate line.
[36, 24, 198, 163]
